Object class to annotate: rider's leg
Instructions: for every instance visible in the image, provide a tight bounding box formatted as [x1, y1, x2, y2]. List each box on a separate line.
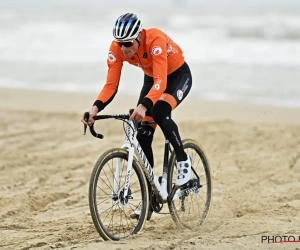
[136, 124, 155, 167]
[152, 61, 193, 186]
[132, 125, 155, 221]
[152, 61, 192, 162]
[132, 75, 156, 220]
[136, 74, 156, 168]
[151, 102, 192, 186]
[151, 101, 186, 161]
[137, 63, 192, 165]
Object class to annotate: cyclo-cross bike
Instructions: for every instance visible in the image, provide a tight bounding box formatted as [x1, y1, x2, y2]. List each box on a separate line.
[83, 110, 212, 241]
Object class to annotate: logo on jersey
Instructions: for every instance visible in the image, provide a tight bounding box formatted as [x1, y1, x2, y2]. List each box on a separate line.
[177, 90, 183, 100]
[108, 51, 116, 62]
[153, 78, 162, 91]
[182, 77, 190, 93]
[167, 43, 178, 54]
[153, 83, 160, 90]
[151, 46, 162, 56]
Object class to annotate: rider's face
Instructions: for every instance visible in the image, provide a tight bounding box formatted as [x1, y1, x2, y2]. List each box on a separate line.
[120, 40, 139, 58]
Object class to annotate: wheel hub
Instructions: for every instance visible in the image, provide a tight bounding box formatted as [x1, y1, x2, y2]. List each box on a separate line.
[118, 187, 132, 207]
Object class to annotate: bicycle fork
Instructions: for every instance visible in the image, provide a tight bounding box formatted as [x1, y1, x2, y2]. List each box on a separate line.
[112, 147, 135, 206]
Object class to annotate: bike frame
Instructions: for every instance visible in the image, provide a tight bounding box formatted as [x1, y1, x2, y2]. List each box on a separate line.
[112, 119, 183, 203]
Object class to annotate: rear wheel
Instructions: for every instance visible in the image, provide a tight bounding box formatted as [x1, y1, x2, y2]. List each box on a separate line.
[167, 139, 212, 229]
[89, 148, 149, 240]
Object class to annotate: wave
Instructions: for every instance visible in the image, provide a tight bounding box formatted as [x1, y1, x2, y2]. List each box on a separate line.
[228, 27, 300, 40]
[199, 92, 300, 108]
[1, 74, 299, 108]
[1, 8, 300, 66]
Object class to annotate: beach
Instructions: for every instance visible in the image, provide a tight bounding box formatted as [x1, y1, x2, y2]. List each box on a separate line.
[1, 1, 300, 249]
[0, 88, 299, 250]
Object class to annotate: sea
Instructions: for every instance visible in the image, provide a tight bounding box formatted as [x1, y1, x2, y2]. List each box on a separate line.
[1, 0, 300, 108]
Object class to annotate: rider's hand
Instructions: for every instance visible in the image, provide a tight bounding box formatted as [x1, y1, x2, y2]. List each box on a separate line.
[129, 104, 147, 123]
[81, 106, 98, 126]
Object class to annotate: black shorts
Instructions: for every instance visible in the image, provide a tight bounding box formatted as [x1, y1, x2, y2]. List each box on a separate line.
[137, 61, 192, 117]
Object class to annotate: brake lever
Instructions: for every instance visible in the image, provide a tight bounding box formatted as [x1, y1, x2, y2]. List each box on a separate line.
[83, 112, 89, 135]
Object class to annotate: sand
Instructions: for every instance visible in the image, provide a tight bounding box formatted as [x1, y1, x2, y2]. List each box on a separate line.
[0, 88, 299, 250]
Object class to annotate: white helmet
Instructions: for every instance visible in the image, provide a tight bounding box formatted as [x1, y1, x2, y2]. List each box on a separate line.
[113, 13, 142, 42]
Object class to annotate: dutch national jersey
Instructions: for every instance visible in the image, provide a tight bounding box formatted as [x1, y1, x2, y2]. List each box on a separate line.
[96, 28, 185, 111]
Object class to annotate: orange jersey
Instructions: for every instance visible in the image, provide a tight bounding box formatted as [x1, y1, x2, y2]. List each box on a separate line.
[96, 28, 185, 109]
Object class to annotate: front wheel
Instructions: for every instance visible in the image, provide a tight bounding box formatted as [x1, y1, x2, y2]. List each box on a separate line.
[167, 139, 212, 229]
[88, 148, 149, 241]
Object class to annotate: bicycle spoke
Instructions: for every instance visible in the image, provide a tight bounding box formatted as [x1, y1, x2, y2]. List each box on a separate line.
[168, 139, 212, 229]
[89, 149, 148, 240]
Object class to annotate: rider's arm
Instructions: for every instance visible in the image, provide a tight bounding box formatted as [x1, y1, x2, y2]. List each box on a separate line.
[139, 37, 168, 111]
[93, 45, 123, 113]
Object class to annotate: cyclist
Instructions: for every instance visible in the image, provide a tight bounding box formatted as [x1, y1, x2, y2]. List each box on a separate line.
[81, 13, 193, 218]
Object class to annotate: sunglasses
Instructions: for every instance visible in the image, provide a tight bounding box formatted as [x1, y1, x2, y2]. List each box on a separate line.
[117, 41, 134, 48]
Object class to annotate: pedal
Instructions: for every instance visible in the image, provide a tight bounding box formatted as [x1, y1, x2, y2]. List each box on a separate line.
[180, 179, 201, 196]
